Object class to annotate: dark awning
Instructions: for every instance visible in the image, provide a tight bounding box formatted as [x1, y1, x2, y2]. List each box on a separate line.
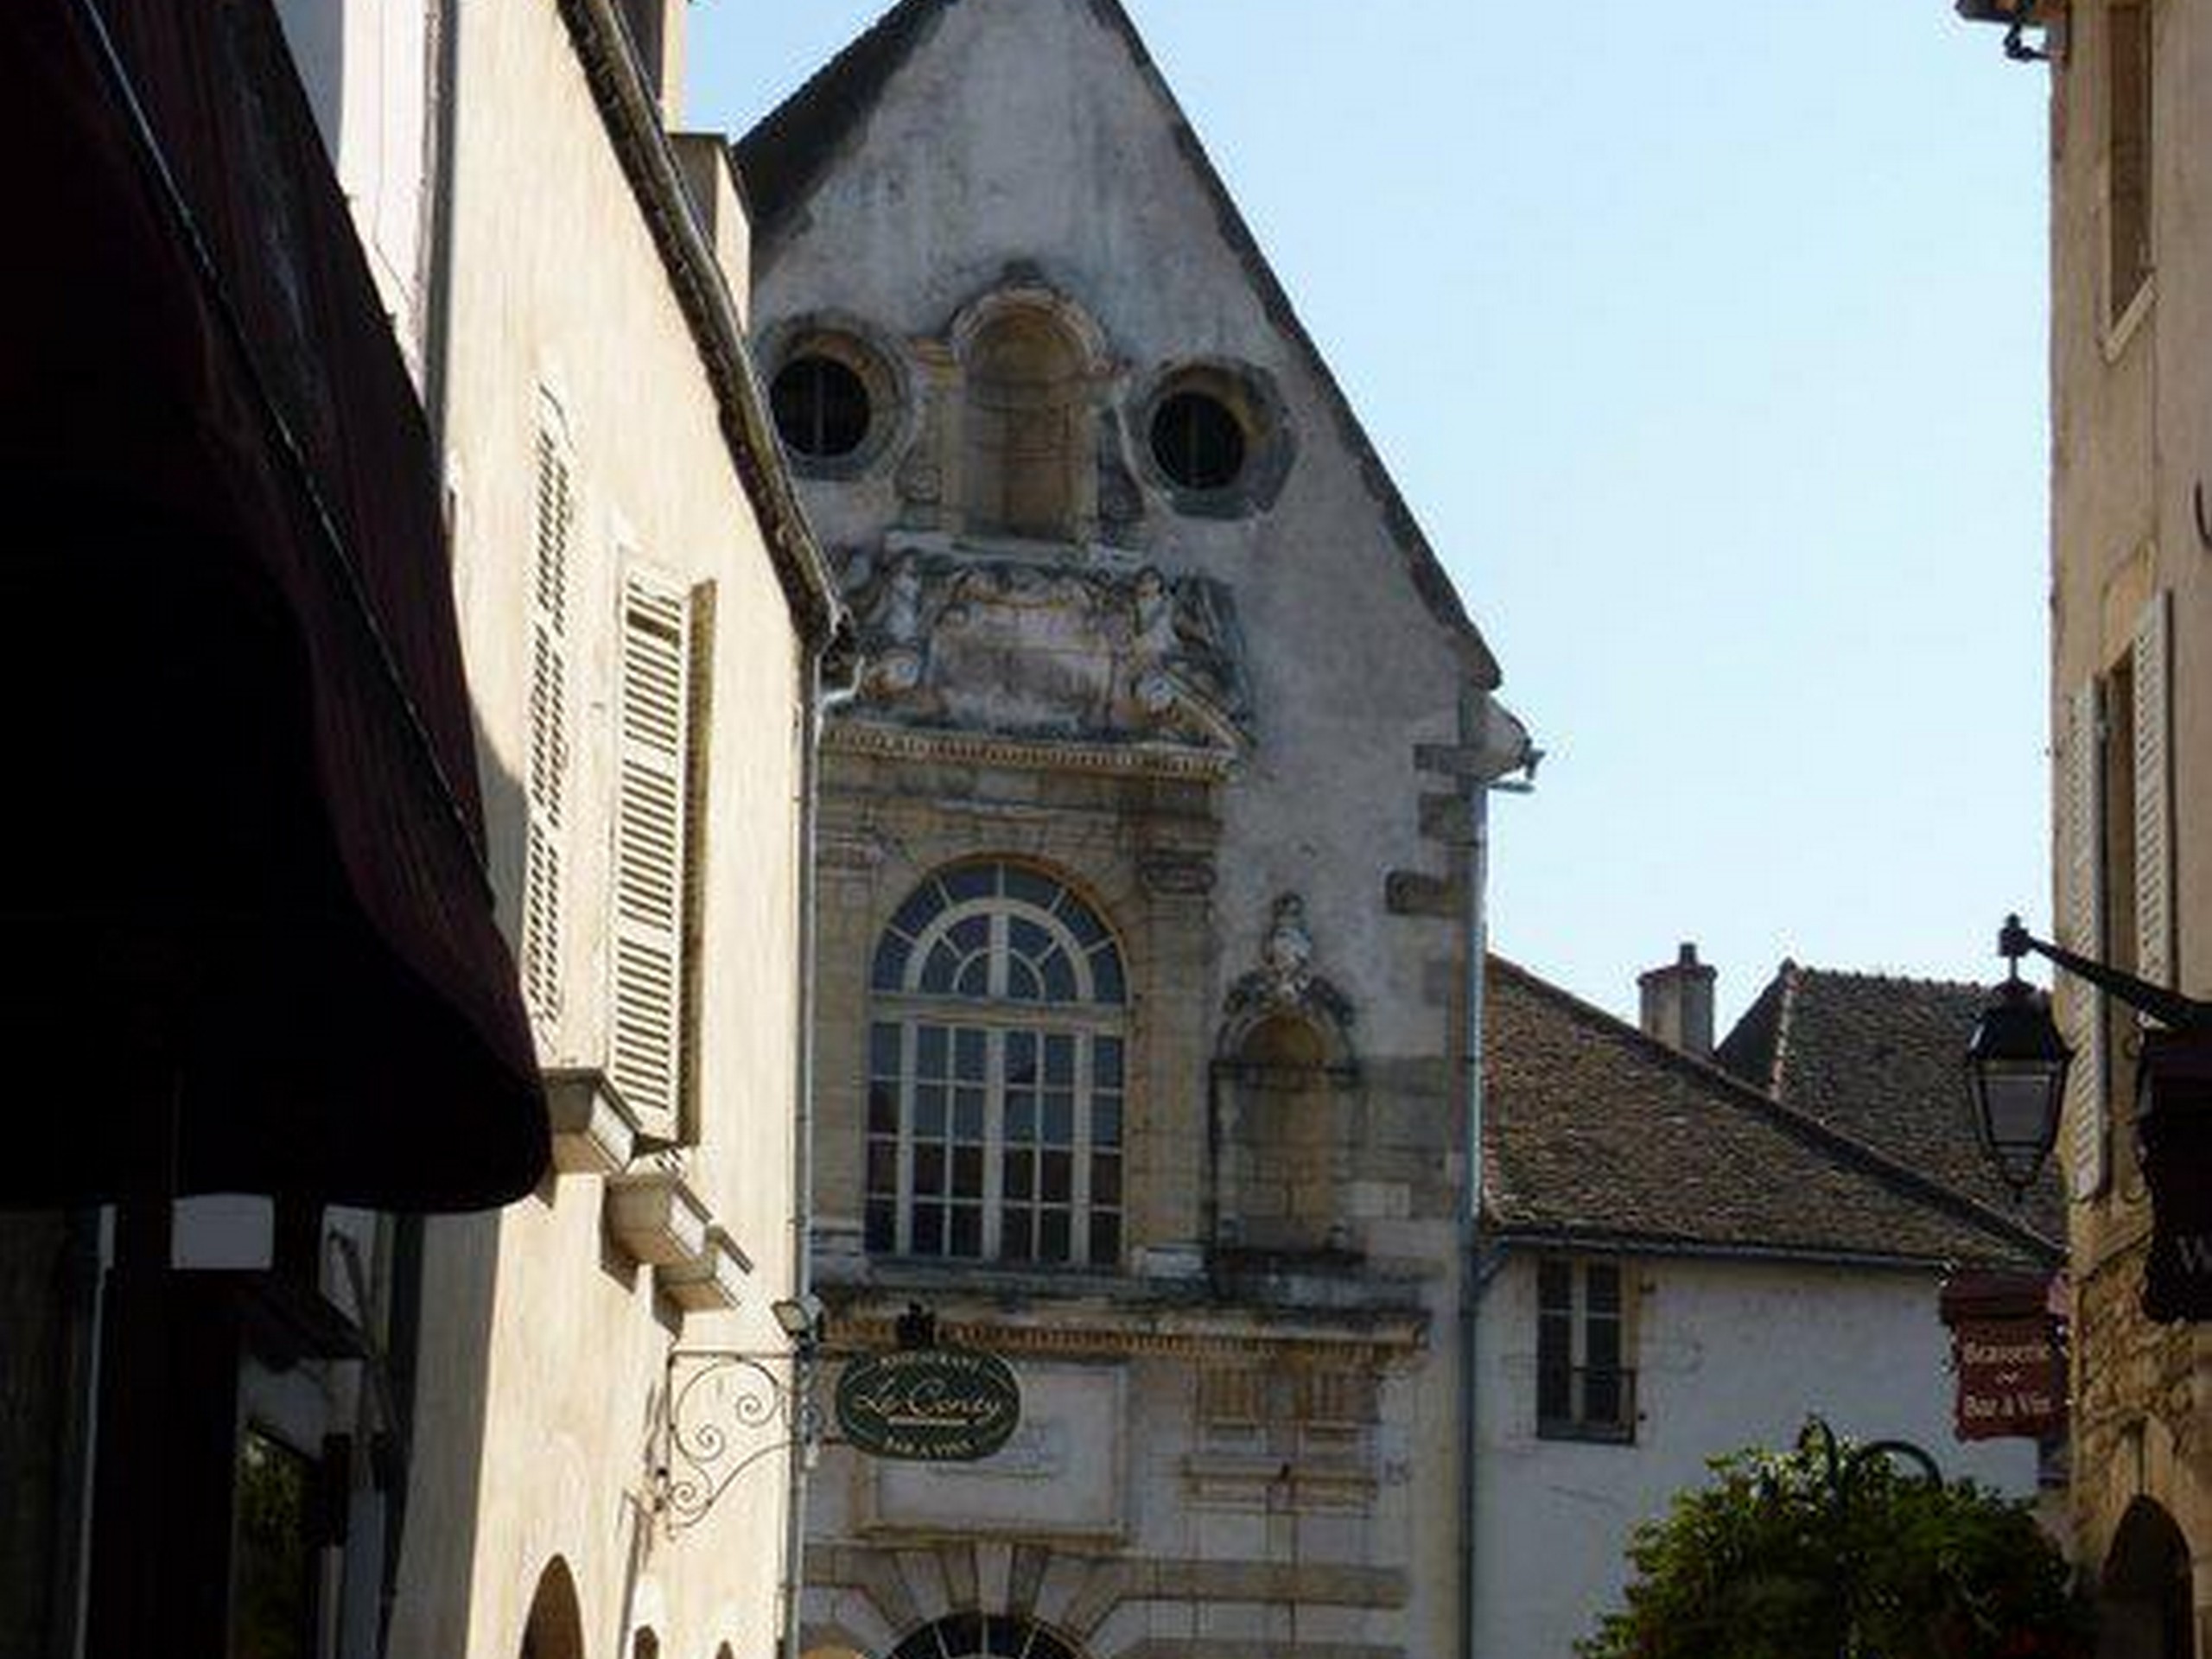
[0, 0, 547, 1209]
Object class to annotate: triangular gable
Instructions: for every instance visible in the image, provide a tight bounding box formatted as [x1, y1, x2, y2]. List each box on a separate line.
[732, 0, 1501, 687]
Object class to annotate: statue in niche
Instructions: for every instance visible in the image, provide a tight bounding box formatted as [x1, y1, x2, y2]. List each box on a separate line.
[1260, 893, 1316, 999]
[1224, 891, 1354, 1044]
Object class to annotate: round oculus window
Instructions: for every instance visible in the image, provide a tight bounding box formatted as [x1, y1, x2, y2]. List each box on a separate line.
[771, 353, 871, 460]
[1149, 390, 1246, 492]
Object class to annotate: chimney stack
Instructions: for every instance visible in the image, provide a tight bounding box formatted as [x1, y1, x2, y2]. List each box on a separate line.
[1639, 943, 1716, 1058]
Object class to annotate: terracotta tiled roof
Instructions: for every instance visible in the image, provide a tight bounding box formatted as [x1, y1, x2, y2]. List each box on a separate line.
[1716, 963, 2066, 1249]
[1484, 957, 2057, 1271]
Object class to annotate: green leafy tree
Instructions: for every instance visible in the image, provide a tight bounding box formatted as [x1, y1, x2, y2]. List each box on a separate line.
[1578, 1422, 2090, 1659]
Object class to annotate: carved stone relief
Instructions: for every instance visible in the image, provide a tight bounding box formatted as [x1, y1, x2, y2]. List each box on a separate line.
[838, 546, 1252, 751]
[1224, 893, 1356, 1045]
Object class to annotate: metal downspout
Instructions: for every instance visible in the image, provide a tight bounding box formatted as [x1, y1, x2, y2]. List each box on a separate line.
[784, 638, 858, 1659]
[1453, 694, 1535, 1659]
[1459, 781, 1490, 1659]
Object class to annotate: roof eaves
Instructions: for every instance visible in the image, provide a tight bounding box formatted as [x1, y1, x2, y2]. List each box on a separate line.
[1480, 1224, 2024, 1276]
[556, 0, 846, 643]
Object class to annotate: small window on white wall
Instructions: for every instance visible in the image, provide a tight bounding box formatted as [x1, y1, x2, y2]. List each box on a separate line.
[1536, 1257, 1636, 1444]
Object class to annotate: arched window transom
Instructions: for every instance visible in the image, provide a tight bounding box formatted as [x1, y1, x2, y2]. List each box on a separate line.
[867, 862, 1126, 1268]
[888, 1613, 1078, 1659]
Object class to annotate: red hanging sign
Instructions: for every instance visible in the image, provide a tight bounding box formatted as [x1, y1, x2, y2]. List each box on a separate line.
[1940, 1273, 2066, 1443]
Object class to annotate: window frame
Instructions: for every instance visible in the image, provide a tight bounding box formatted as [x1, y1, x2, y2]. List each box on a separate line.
[865, 863, 1128, 1270]
[2101, 0, 2153, 340]
[1535, 1256, 1637, 1446]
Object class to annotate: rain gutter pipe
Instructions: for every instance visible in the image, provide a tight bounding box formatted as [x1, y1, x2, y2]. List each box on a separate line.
[784, 634, 859, 1659]
[1457, 695, 1535, 1659]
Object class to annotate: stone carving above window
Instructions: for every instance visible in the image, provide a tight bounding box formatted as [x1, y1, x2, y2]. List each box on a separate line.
[1224, 893, 1356, 1051]
[840, 547, 1252, 751]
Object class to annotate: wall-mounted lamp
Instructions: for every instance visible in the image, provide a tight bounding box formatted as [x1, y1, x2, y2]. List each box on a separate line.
[1969, 913, 2212, 1320]
[772, 1292, 827, 1348]
[1962, 919, 2072, 1196]
[1953, 0, 2052, 62]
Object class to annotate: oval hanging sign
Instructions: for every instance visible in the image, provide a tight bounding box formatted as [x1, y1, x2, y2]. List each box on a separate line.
[834, 1347, 1021, 1463]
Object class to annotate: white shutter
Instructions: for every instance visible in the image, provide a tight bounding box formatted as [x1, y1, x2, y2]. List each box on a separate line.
[522, 413, 574, 1033]
[2134, 588, 2174, 988]
[611, 568, 695, 1135]
[2062, 678, 2108, 1200]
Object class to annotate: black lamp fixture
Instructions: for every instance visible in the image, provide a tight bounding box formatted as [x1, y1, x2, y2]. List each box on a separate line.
[1964, 918, 2071, 1197]
[1971, 915, 2212, 1321]
[771, 1291, 827, 1350]
[1953, 0, 2051, 61]
[1968, 913, 2212, 1189]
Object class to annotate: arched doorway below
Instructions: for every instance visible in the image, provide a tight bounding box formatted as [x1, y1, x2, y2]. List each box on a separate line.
[519, 1558, 585, 1659]
[2102, 1497, 2196, 1659]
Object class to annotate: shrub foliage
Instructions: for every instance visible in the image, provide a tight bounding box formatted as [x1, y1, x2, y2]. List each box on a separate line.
[1577, 1422, 2089, 1659]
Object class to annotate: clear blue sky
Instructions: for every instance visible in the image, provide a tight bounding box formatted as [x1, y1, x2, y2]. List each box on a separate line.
[684, 0, 2052, 1028]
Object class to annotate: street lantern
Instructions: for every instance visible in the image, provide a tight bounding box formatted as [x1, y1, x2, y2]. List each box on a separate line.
[1969, 913, 2212, 1321]
[1964, 965, 2070, 1198]
[1953, 0, 2052, 60]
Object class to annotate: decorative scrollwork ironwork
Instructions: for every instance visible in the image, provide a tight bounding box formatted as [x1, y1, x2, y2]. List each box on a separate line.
[658, 1349, 823, 1535]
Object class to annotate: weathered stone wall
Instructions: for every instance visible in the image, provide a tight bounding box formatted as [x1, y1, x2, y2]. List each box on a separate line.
[749, 3, 1497, 1655]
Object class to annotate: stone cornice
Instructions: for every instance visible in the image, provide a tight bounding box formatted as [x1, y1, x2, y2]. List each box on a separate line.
[827, 718, 1237, 781]
[823, 1293, 1426, 1364]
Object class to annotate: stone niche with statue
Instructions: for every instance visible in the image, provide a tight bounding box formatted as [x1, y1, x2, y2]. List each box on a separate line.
[838, 538, 1253, 756]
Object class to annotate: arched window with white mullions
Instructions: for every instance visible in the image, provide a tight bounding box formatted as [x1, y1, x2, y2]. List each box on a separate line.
[866, 861, 1128, 1268]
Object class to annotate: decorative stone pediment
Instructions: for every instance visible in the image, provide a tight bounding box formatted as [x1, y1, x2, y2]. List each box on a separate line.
[836, 543, 1251, 752]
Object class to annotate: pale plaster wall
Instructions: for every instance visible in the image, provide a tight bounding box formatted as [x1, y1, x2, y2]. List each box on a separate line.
[387, 1, 809, 1656]
[273, 0, 432, 363]
[2046, 0, 2212, 1636]
[1472, 1254, 2040, 1659]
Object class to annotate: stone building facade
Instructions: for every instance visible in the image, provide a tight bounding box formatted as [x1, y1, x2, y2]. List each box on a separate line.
[1969, 0, 2212, 1646]
[733, 4, 1533, 1659]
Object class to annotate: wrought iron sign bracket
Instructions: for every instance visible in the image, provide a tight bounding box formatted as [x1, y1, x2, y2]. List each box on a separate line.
[656, 1346, 829, 1536]
[654, 1302, 1023, 1534]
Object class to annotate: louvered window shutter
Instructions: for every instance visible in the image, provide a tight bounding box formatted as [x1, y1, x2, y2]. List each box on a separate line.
[2062, 678, 2109, 1200]
[522, 416, 574, 1034]
[612, 569, 695, 1135]
[2134, 589, 2174, 987]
